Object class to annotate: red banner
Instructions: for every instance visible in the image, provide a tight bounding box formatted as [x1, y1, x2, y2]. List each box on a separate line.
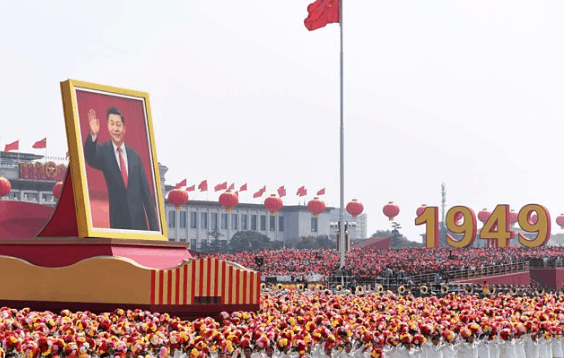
[19, 162, 66, 182]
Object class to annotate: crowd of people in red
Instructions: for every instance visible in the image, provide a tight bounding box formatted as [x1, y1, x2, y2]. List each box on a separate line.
[0, 291, 563, 358]
[209, 246, 564, 279]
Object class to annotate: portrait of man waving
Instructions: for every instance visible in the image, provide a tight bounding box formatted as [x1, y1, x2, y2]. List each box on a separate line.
[84, 107, 159, 231]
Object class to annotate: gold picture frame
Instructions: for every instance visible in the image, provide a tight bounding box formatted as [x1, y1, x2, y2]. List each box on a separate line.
[60, 79, 167, 241]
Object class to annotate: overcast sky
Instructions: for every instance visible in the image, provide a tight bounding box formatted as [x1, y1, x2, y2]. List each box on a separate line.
[0, 0, 565, 242]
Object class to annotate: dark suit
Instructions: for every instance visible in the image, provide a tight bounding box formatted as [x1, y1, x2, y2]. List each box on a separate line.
[84, 136, 159, 231]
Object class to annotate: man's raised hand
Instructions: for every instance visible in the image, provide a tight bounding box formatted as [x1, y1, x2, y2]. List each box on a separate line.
[88, 108, 100, 136]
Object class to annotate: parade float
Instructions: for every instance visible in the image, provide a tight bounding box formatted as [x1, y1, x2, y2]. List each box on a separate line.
[0, 80, 260, 320]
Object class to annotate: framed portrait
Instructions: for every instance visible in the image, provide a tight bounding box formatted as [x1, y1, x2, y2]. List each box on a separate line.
[60, 79, 167, 240]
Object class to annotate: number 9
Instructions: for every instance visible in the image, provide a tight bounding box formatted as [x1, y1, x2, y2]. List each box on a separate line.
[446, 206, 477, 248]
[517, 204, 550, 247]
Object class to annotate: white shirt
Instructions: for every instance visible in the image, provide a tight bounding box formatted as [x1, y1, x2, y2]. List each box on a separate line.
[91, 134, 129, 177]
[551, 338, 563, 358]
[524, 337, 539, 358]
[438, 344, 456, 358]
[514, 336, 528, 358]
[389, 345, 410, 358]
[476, 339, 490, 358]
[453, 341, 478, 358]
[487, 339, 501, 358]
[537, 338, 552, 358]
[422, 342, 443, 358]
[499, 340, 518, 358]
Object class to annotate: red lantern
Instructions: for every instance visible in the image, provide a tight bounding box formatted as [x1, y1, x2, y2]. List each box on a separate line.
[0, 176, 11, 199]
[556, 214, 564, 229]
[264, 194, 283, 216]
[346, 199, 364, 219]
[508, 210, 518, 226]
[219, 190, 239, 213]
[167, 188, 188, 211]
[52, 181, 63, 199]
[416, 204, 427, 217]
[477, 208, 491, 224]
[383, 202, 400, 221]
[308, 197, 326, 218]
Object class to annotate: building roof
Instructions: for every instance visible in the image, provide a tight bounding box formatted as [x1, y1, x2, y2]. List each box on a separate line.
[353, 236, 392, 249]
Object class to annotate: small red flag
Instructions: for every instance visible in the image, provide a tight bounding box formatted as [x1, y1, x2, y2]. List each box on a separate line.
[253, 185, 266, 198]
[186, 185, 195, 192]
[317, 188, 326, 195]
[214, 182, 227, 192]
[198, 180, 208, 192]
[33, 137, 47, 149]
[278, 186, 286, 197]
[175, 179, 187, 188]
[240, 183, 248, 192]
[229, 183, 235, 190]
[253, 190, 263, 199]
[4, 140, 19, 152]
[296, 186, 307, 196]
[304, 0, 340, 31]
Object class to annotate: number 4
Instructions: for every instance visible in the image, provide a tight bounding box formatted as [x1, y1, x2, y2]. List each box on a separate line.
[480, 205, 514, 247]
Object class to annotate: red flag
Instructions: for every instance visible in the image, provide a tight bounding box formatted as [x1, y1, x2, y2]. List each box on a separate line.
[214, 182, 227, 192]
[175, 179, 187, 188]
[278, 186, 286, 197]
[240, 183, 248, 192]
[198, 180, 208, 192]
[304, 0, 340, 31]
[301, 188, 307, 196]
[65, 151, 69, 158]
[253, 185, 266, 198]
[317, 188, 326, 195]
[186, 185, 195, 192]
[296, 186, 307, 196]
[229, 183, 235, 190]
[4, 140, 19, 152]
[33, 137, 47, 149]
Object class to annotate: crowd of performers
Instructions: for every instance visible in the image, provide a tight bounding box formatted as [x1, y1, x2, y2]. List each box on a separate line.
[209, 247, 564, 281]
[0, 289, 563, 358]
[0, 246, 564, 357]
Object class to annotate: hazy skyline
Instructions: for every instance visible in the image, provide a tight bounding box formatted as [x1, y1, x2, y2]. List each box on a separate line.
[0, 1, 565, 242]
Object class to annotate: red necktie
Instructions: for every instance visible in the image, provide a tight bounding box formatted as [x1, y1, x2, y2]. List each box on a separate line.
[117, 147, 128, 188]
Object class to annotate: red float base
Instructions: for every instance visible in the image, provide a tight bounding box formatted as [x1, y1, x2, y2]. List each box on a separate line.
[0, 237, 192, 269]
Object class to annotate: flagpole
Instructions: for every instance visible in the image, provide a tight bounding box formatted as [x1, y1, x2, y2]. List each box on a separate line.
[338, 0, 346, 269]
